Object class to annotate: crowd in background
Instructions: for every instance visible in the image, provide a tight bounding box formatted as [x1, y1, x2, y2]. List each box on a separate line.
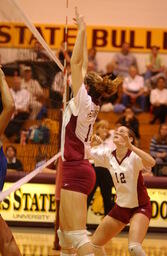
[0, 40, 167, 176]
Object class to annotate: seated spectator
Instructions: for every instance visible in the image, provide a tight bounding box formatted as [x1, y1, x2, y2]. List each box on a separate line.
[122, 65, 146, 112]
[88, 47, 98, 72]
[32, 39, 50, 61]
[5, 76, 30, 138]
[6, 145, 23, 171]
[21, 66, 44, 120]
[150, 77, 167, 124]
[88, 120, 115, 216]
[116, 107, 140, 144]
[56, 41, 72, 65]
[100, 70, 123, 113]
[112, 42, 138, 77]
[150, 123, 167, 175]
[104, 62, 116, 79]
[50, 63, 72, 108]
[145, 45, 164, 81]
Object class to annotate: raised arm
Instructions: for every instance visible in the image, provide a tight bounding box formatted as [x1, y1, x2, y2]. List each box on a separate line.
[119, 132, 156, 168]
[70, 7, 87, 97]
[82, 32, 88, 79]
[0, 68, 15, 136]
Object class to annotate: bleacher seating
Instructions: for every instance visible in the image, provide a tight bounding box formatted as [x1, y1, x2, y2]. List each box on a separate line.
[97, 111, 159, 152]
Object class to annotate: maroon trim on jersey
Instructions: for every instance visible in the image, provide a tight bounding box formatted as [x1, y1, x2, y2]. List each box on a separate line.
[64, 115, 85, 161]
[137, 171, 150, 206]
[112, 149, 131, 165]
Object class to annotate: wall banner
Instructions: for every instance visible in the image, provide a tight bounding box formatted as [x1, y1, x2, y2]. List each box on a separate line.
[1, 22, 167, 53]
[0, 183, 167, 228]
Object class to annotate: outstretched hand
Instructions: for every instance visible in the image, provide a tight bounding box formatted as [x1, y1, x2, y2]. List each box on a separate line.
[73, 7, 86, 30]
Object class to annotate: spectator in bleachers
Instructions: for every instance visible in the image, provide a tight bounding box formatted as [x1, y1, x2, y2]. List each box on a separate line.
[56, 41, 72, 65]
[145, 46, 164, 81]
[116, 107, 140, 145]
[122, 65, 146, 112]
[88, 47, 98, 72]
[33, 40, 50, 61]
[88, 120, 115, 216]
[112, 42, 138, 77]
[6, 145, 23, 171]
[21, 66, 44, 119]
[150, 123, 167, 175]
[150, 77, 167, 124]
[5, 76, 30, 138]
[51, 63, 72, 108]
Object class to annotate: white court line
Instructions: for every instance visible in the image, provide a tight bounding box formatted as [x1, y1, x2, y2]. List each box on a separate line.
[0, 152, 61, 202]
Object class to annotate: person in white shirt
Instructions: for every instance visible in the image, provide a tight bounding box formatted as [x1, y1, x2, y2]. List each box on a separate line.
[21, 66, 44, 119]
[122, 65, 146, 111]
[87, 120, 115, 216]
[89, 126, 155, 256]
[4, 76, 30, 138]
[150, 76, 167, 124]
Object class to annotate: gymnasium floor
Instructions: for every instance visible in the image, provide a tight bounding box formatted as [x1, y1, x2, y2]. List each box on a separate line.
[11, 227, 167, 256]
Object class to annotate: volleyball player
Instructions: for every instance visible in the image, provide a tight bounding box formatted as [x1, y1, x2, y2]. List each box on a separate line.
[57, 8, 122, 256]
[89, 126, 155, 256]
[0, 68, 22, 256]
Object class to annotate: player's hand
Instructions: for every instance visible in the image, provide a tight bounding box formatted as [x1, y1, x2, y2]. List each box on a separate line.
[91, 134, 103, 147]
[73, 7, 86, 31]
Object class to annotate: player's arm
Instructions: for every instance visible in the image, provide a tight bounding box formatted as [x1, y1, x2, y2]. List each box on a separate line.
[130, 145, 155, 168]
[0, 68, 15, 136]
[119, 132, 156, 168]
[82, 32, 88, 79]
[70, 7, 86, 97]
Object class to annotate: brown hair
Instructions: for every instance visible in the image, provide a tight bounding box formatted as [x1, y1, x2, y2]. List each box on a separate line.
[155, 123, 167, 144]
[84, 71, 123, 104]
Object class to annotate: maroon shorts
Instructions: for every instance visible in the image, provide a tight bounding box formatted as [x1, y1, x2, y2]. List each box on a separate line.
[108, 201, 152, 224]
[62, 160, 96, 195]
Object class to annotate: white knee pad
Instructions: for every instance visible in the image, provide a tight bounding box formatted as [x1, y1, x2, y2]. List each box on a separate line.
[128, 242, 146, 256]
[57, 229, 73, 250]
[58, 229, 90, 250]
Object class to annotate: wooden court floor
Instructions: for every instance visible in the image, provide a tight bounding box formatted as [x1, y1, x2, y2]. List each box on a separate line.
[10, 227, 167, 256]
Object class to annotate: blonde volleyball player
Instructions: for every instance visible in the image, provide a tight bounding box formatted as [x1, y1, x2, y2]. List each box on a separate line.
[57, 8, 122, 256]
[89, 126, 155, 256]
[0, 68, 22, 256]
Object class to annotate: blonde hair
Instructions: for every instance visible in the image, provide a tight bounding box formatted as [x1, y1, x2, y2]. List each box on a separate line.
[84, 71, 123, 102]
[96, 120, 110, 131]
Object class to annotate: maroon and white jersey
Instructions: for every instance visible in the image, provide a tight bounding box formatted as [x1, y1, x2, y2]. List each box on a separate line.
[61, 84, 99, 161]
[91, 148, 150, 208]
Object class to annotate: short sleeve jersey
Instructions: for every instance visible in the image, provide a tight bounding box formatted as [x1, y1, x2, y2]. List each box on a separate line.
[61, 84, 100, 161]
[91, 148, 150, 208]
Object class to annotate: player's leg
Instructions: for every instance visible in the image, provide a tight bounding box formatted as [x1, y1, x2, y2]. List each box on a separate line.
[128, 213, 150, 256]
[91, 215, 125, 256]
[0, 216, 22, 256]
[58, 189, 94, 256]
